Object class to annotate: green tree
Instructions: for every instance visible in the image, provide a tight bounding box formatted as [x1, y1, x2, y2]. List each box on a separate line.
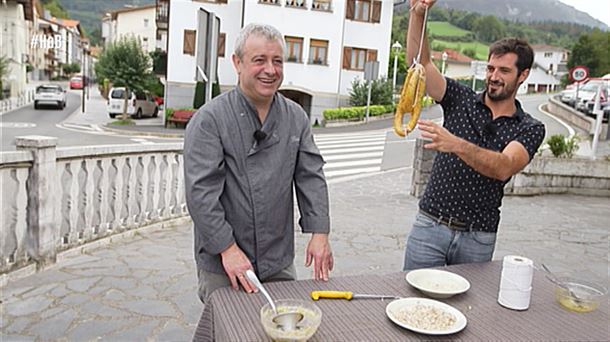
[62, 62, 81, 75]
[95, 36, 152, 120]
[568, 29, 609, 78]
[473, 15, 505, 43]
[349, 77, 393, 107]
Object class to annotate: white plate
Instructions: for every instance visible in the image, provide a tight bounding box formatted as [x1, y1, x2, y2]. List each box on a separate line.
[386, 297, 467, 335]
[406, 269, 470, 299]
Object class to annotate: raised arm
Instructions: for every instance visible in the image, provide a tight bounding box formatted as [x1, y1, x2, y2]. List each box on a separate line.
[407, 0, 446, 102]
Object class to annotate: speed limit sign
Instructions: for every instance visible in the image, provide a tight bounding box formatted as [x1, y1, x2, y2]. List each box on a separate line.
[569, 66, 589, 82]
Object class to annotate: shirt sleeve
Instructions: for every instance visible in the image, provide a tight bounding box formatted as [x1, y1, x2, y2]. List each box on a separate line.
[184, 109, 235, 255]
[514, 122, 546, 161]
[293, 111, 331, 234]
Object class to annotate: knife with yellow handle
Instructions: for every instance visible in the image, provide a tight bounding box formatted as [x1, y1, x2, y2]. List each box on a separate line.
[310, 291, 400, 301]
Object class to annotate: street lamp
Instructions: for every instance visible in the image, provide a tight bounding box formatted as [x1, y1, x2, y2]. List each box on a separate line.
[391, 41, 402, 94]
[441, 51, 448, 75]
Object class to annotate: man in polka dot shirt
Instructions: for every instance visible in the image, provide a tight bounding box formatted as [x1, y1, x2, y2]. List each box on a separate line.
[403, 0, 546, 271]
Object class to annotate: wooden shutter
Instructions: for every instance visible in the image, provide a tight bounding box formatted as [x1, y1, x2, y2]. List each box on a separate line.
[218, 33, 226, 57]
[371, 1, 381, 23]
[183, 29, 196, 56]
[343, 47, 352, 69]
[346, 0, 355, 20]
[367, 49, 377, 62]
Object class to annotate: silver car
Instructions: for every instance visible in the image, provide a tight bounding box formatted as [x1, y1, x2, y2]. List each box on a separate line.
[34, 84, 66, 109]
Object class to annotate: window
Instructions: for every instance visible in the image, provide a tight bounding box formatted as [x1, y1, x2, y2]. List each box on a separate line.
[544, 52, 552, 58]
[346, 0, 381, 23]
[286, 0, 306, 8]
[312, 0, 332, 11]
[142, 37, 148, 50]
[309, 39, 328, 65]
[183, 30, 196, 56]
[342, 47, 377, 70]
[194, 0, 228, 3]
[218, 33, 226, 58]
[285, 36, 303, 63]
[144, 19, 149, 27]
[258, 0, 279, 4]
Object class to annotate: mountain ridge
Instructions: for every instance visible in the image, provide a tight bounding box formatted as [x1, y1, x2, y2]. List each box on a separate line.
[396, 0, 608, 30]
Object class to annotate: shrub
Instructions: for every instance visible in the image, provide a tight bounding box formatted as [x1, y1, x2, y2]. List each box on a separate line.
[546, 134, 566, 157]
[322, 104, 396, 121]
[349, 77, 393, 106]
[546, 134, 579, 158]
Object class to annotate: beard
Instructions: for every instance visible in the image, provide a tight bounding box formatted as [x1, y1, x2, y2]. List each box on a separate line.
[485, 78, 518, 101]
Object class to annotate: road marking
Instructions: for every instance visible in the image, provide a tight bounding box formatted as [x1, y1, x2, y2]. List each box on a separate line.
[131, 138, 155, 145]
[0, 122, 36, 128]
[537, 103, 576, 138]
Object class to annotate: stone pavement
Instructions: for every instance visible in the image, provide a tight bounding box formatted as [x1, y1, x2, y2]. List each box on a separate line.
[1, 168, 608, 341]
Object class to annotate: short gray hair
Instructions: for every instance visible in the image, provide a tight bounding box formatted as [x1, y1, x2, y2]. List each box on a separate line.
[234, 23, 285, 59]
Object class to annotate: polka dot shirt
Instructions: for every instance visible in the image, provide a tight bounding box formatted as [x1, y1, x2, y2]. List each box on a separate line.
[420, 78, 546, 232]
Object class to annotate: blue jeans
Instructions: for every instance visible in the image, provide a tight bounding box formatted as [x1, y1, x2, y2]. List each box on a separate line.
[403, 212, 497, 271]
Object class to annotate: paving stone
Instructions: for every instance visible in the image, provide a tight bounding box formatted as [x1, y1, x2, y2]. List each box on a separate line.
[114, 299, 176, 317]
[5, 316, 32, 334]
[156, 320, 193, 342]
[29, 308, 77, 340]
[106, 319, 160, 341]
[65, 277, 100, 292]
[66, 318, 124, 341]
[5, 295, 53, 316]
[80, 299, 132, 317]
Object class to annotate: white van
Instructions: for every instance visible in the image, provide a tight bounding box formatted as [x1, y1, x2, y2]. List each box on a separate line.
[107, 87, 159, 119]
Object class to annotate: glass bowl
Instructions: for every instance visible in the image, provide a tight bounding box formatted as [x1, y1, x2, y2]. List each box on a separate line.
[260, 299, 322, 342]
[554, 277, 607, 313]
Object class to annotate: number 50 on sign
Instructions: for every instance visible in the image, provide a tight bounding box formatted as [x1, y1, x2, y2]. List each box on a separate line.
[569, 66, 589, 82]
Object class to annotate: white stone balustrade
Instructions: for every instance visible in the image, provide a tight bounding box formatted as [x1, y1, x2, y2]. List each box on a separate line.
[0, 137, 187, 276]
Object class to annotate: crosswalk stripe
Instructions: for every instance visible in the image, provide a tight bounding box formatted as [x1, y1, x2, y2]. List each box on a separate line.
[319, 145, 384, 155]
[323, 151, 382, 161]
[324, 166, 381, 178]
[314, 130, 388, 179]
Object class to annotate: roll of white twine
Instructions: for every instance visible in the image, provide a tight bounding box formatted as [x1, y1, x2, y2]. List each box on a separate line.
[498, 255, 534, 310]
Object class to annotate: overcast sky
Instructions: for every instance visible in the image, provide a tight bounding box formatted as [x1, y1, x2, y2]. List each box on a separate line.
[557, 0, 610, 27]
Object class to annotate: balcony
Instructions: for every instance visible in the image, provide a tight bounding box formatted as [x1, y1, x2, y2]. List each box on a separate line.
[312, 0, 332, 11]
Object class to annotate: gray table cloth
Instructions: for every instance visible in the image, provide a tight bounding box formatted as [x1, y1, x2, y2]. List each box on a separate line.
[194, 261, 608, 341]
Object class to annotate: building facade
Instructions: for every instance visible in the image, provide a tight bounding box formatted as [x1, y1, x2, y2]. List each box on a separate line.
[162, 0, 393, 124]
[102, 5, 157, 53]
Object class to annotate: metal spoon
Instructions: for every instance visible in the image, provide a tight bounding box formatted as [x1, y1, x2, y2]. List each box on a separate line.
[245, 270, 304, 331]
[540, 264, 582, 303]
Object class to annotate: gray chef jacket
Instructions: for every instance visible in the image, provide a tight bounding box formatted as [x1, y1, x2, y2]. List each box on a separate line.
[184, 87, 330, 279]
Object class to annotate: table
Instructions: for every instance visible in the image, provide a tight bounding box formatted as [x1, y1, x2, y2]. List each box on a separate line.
[194, 261, 608, 341]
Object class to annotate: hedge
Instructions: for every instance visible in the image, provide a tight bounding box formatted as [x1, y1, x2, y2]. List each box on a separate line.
[323, 104, 396, 121]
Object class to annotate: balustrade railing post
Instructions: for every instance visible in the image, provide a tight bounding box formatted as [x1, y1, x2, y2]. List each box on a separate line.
[15, 135, 59, 269]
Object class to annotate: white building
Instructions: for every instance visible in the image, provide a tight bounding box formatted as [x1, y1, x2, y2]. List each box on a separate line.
[531, 44, 569, 79]
[0, 0, 33, 97]
[102, 4, 157, 53]
[162, 0, 393, 124]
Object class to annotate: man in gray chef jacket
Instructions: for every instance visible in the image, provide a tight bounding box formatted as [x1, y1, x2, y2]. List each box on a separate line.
[184, 23, 333, 303]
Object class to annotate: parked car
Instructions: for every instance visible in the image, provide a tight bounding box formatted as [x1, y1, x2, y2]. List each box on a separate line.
[107, 87, 159, 119]
[34, 84, 66, 109]
[585, 99, 610, 123]
[575, 82, 608, 112]
[70, 76, 83, 89]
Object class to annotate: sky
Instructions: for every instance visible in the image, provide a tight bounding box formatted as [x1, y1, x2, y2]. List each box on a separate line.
[557, 0, 610, 27]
